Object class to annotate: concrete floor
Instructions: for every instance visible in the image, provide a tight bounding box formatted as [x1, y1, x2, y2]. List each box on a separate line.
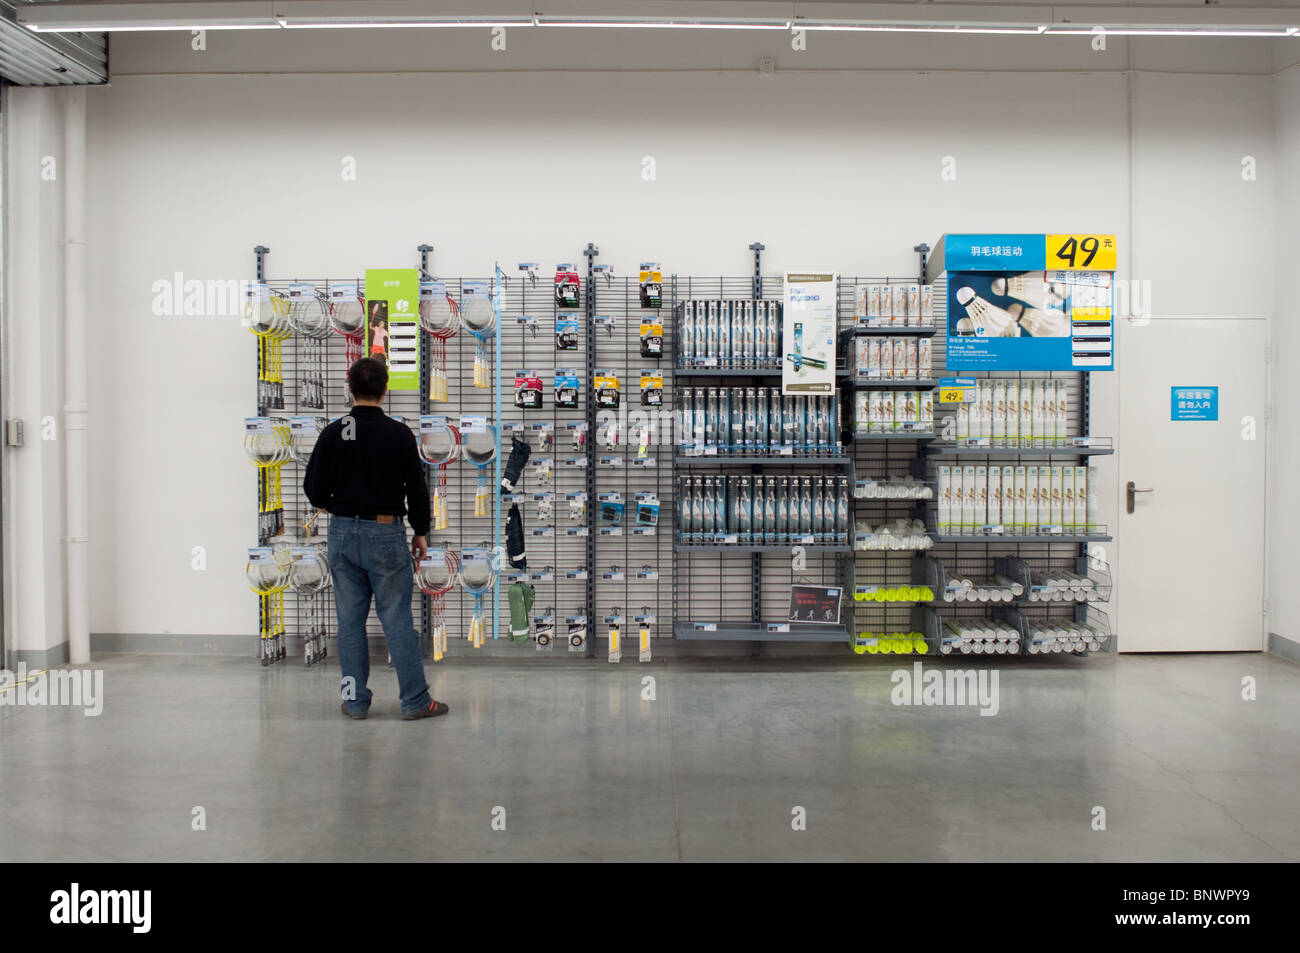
[1, 652, 1297, 862]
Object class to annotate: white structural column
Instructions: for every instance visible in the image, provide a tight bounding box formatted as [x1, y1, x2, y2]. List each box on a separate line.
[62, 87, 90, 665]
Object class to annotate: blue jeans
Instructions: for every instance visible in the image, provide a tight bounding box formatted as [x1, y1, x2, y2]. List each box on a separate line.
[328, 517, 432, 716]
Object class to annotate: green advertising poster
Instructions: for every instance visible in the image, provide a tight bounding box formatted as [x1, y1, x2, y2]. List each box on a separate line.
[364, 268, 420, 392]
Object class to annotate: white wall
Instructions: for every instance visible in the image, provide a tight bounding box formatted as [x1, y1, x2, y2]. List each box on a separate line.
[1271, 61, 1300, 648]
[2, 27, 1286, 648]
[3, 88, 70, 662]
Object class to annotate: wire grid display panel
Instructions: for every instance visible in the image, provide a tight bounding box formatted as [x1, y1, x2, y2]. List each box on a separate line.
[588, 276, 671, 640]
[256, 277, 429, 660]
[669, 275, 849, 631]
[425, 277, 504, 655]
[493, 274, 593, 647]
[836, 275, 1104, 653]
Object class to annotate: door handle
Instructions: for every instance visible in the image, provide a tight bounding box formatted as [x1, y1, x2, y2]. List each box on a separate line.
[1126, 480, 1153, 514]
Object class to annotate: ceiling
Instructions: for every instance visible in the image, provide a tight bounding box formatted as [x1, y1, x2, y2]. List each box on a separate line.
[1, 2, 106, 85]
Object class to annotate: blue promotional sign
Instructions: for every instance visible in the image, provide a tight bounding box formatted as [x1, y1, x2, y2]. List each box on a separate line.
[1171, 386, 1218, 421]
[938, 234, 1046, 272]
[935, 233, 1116, 373]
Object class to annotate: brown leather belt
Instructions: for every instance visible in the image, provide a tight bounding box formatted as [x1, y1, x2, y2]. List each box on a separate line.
[339, 514, 398, 524]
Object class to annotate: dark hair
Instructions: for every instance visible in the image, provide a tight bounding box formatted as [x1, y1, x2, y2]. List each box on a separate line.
[348, 357, 388, 399]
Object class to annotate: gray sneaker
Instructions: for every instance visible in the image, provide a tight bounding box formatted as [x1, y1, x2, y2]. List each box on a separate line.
[402, 700, 450, 720]
[341, 702, 367, 720]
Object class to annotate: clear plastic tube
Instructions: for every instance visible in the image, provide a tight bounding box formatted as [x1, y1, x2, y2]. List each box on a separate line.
[729, 389, 743, 452]
[799, 477, 813, 536]
[718, 300, 732, 369]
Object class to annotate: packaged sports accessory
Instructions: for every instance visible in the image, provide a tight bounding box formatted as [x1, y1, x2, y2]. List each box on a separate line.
[508, 582, 536, 643]
[506, 503, 527, 570]
[640, 322, 663, 359]
[556, 315, 579, 351]
[555, 265, 580, 308]
[500, 436, 532, 494]
[639, 263, 662, 308]
[554, 370, 579, 408]
[595, 371, 620, 408]
[514, 371, 543, 409]
[416, 549, 460, 661]
[641, 371, 663, 407]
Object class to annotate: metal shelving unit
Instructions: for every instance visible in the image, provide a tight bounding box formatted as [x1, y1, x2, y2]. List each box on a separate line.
[668, 244, 854, 650]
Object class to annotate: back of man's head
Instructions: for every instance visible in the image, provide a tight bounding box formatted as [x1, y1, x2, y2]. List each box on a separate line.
[348, 357, 388, 401]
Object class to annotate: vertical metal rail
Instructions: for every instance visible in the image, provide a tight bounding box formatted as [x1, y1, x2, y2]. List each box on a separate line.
[583, 243, 599, 656]
[417, 244, 433, 655]
[670, 273, 678, 639]
[252, 246, 269, 659]
[749, 242, 765, 657]
[493, 265, 504, 641]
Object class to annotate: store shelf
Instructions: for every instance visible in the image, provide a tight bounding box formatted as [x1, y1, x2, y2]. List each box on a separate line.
[851, 325, 938, 336]
[675, 542, 852, 554]
[926, 444, 1114, 457]
[930, 533, 1112, 544]
[674, 622, 851, 644]
[674, 453, 852, 467]
[851, 432, 937, 442]
[676, 364, 851, 378]
[674, 366, 783, 378]
[847, 378, 939, 389]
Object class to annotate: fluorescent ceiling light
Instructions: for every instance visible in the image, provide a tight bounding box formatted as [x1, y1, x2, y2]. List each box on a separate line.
[1045, 26, 1295, 37]
[535, 20, 791, 31]
[803, 23, 1048, 35]
[282, 20, 532, 30]
[26, 23, 281, 32]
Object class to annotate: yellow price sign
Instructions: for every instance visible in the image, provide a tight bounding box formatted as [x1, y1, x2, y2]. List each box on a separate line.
[1046, 234, 1117, 272]
[939, 388, 967, 405]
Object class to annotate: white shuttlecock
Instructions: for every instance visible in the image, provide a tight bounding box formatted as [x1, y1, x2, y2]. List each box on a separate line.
[955, 287, 1019, 338]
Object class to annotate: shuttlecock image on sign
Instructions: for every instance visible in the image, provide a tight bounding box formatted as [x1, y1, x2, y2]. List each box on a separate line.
[1007, 301, 1071, 338]
[955, 287, 1018, 338]
[990, 272, 1064, 312]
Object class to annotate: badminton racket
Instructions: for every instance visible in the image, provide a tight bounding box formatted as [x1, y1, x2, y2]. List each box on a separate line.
[246, 289, 292, 411]
[416, 549, 461, 662]
[419, 283, 459, 402]
[288, 416, 328, 466]
[288, 543, 331, 666]
[459, 282, 497, 390]
[244, 417, 292, 541]
[462, 424, 498, 518]
[459, 551, 497, 649]
[418, 418, 461, 531]
[287, 291, 332, 409]
[247, 542, 293, 665]
[328, 283, 366, 404]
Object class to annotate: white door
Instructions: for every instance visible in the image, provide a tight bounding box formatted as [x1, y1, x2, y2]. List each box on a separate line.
[1118, 317, 1267, 651]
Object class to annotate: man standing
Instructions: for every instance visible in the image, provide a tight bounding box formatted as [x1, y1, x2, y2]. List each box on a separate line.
[304, 357, 449, 720]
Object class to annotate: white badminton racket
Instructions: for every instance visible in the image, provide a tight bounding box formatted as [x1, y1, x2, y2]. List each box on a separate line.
[462, 425, 498, 518]
[419, 284, 459, 402]
[418, 419, 461, 531]
[459, 552, 497, 649]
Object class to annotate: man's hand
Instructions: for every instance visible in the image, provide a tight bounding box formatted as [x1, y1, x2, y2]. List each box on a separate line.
[411, 535, 428, 562]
